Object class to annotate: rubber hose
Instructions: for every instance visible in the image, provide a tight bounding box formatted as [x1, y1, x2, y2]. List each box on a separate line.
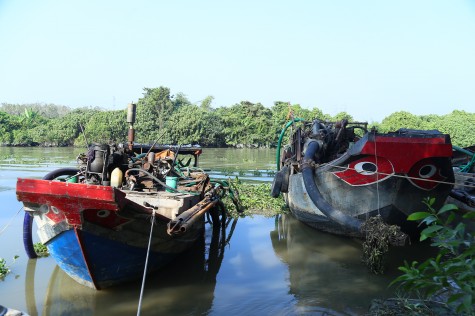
[23, 168, 79, 259]
[23, 213, 36, 259]
[276, 118, 304, 171]
[301, 141, 362, 232]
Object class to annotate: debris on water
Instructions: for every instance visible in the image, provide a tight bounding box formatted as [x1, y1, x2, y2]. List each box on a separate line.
[368, 298, 458, 316]
[361, 215, 408, 274]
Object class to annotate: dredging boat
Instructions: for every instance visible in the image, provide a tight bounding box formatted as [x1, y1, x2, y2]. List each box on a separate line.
[271, 118, 455, 237]
[16, 103, 231, 290]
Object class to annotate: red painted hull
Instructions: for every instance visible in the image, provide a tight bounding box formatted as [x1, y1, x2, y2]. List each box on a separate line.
[17, 179, 203, 289]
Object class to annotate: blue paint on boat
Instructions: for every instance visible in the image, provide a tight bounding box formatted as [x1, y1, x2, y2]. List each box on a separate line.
[47, 230, 93, 284]
[47, 229, 177, 288]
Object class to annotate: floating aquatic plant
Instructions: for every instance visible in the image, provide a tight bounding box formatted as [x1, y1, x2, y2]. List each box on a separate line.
[33, 242, 49, 257]
[222, 178, 288, 217]
[0, 256, 18, 279]
[0, 257, 10, 279]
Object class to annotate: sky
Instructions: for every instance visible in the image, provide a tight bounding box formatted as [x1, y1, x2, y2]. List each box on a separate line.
[0, 0, 474, 122]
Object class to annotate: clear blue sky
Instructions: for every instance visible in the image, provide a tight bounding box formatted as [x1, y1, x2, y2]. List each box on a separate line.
[1, 0, 474, 122]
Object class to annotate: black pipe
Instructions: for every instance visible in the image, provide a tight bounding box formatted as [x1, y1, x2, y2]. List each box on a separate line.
[23, 168, 80, 259]
[301, 141, 362, 232]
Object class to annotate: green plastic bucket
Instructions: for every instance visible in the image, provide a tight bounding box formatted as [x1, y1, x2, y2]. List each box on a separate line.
[165, 176, 178, 192]
[66, 176, 78, 183]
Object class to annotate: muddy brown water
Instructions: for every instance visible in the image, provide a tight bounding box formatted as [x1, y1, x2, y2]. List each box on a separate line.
[0, 147, 434, 315]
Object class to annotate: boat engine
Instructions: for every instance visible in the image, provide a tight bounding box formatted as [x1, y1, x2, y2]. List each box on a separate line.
[79, 143, 128, 186]
[295, 119, 368, 164]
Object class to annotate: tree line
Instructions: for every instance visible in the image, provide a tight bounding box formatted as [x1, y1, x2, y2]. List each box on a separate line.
[1, 86, 474, 147]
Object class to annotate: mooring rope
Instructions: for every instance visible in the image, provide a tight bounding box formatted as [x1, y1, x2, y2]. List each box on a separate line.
[373, 130, 381, 216]
[0, 207, 23, 236]
[319, 162, 475, 190]
[137, 210, 156, 316]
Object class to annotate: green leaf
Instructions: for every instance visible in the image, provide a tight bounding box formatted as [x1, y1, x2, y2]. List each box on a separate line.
[421, 225, 443, 236]
[407, 212, 431, 221]
[437, 203, 458, 215]
[420, 225, 444, 241]
[446, 212, 456, 225]
[460, 294, 473, 314]
[420, 234, 429, 241]
[462, 211, 475, 219]
[421, 215, 438, 226]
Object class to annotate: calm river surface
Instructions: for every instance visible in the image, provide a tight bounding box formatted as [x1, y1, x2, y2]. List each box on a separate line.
[0, 147, 432, 315]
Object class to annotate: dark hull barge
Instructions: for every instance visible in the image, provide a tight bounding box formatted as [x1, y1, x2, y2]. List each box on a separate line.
[16, 104, 229, 289]
[271, 119, 455, 237]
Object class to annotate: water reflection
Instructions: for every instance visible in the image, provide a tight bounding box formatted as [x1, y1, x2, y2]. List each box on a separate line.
[271, 214, 399, 315]
[24, 216, 238, 316]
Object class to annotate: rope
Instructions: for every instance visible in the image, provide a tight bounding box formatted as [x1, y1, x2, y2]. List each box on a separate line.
[320, 162, 475, 190]
[137, 210, 156, 316]
[373, 130, 381, 215]
[0, 207, 23, 236]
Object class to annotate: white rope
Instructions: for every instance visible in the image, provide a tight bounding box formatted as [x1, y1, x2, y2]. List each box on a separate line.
[321, 162, 475, 190]
[137, 210, 156, 316]
[373, 131, 381, 215]
[0, 207, 23, 236]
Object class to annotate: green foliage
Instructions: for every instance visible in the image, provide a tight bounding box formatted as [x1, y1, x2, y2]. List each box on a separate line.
[167, 105, 225, 146]
[378, 111, 423, 133]
[1, 88, 474, 148]
[0, 256, 18, 279]
[391, 198, 475, 314]
[29, 107, 101, 146]
[0, 257, 10, 279]
[331, 111, 354, 122]
[436, 110, 475, 148]
[217, 101, 274, 147]
[200, 95, 214, 110]
[0, 111, 18, 144]
[0, 102, 71, 118]
[33, 242, 49, 257]
[222, 178, 287, 217]
[83, 110, 128, 144]
[135, 87, 175, 142]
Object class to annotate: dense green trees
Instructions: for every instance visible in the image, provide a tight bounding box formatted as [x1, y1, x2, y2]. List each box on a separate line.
[378, 110, 475, 147]
[1, 86, 474, 147]
[0, 111, 17, 144]
[0, 102, 71, 118]
[216, 101, 273, 147]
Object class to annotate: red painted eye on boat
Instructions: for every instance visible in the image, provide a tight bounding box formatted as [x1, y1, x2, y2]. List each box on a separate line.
[333, 156, 394, 186]
[354, 162, 377, 175]
[407, 159, 446, 190]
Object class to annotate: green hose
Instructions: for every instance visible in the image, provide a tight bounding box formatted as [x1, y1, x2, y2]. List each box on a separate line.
[276, 118, 304, 171]
[453, 145, 475, 173]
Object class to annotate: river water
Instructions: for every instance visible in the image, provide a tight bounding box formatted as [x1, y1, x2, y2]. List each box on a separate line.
[0, 147, 432, 315]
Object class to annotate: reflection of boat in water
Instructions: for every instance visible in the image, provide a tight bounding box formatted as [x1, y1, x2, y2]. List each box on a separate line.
[16, 103, 237, 289]
[24, 216, 238, 315]
[272, 119, 455, 237]
[270, 214, 434, 315]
